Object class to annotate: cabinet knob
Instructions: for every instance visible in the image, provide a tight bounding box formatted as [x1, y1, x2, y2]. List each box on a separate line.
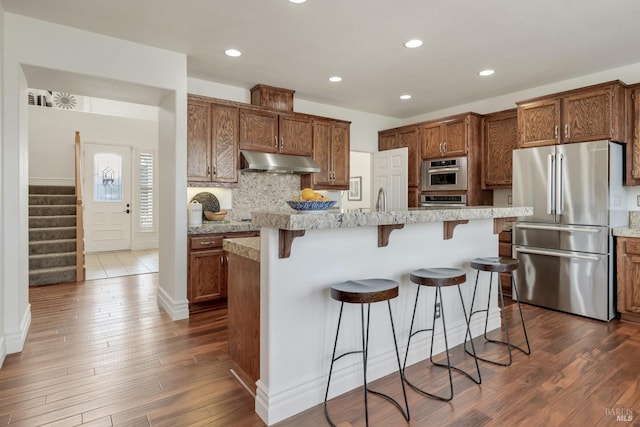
[554, 125, 559, 140]
[274, 136, 278, 148]
[564, 124, 570, 139]
[280, 137, 284, 150]
[212, 166, 217, 176]
[207, 166, 211, 175]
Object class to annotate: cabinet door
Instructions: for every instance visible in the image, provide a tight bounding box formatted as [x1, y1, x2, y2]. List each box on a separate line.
[422, 123, 443, 159]
[187, 99, 211, 182]
[398, 126, 420, 187]
[408, 186, 421, 208]
[618, 238, 640, 317]
[562, 87, 611, 143]
[331, 122, 350, 188]
[517, 98, 561, 147]
[633, 87, 640, 180]
[278, 114, 313, 156]
[211, 104, 239, 184]
[239, 108, 279, 153]
[442, 118, 467, 156]
[483, 110, 518, 188]
[188, 249, 225, 303]
[378, 130, 397, 152]
[311, 120, 332, 186]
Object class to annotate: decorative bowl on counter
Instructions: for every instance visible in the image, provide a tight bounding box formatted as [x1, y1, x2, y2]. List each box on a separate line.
[204, 210, 227, 221]
[286, 200, 337, 212]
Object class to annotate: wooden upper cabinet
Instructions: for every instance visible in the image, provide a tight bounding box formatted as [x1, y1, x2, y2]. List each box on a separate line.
[517, 98, 560, 147]
[239, 108, 313, 156]
[331, 121, 350, 188]
[187, 99, 211, 182]
[278, 114, 313, 156]
[187, 98, 239, 185]
[517, 81, 627, 147]
[482, 109, 518, 189]
[210, 104, 239, 184]
[630, 85, 640, 183]
[239, 108, 279, 153]
[378, 129, 397, 152]
[398, 127, 420, 187]
[421, 115, 468, 158]
[301, 119, 350, 190]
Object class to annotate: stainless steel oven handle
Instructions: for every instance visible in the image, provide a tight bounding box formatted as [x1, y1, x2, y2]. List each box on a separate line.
[515, 246, 600, 261]
[427, 167, 460, 173]
[514, 223, 601, 233]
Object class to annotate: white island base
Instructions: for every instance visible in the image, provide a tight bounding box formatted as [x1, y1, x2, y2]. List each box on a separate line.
[251, 207, 531, 425]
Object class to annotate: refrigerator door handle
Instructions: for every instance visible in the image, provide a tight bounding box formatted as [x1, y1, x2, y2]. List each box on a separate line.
[547, 154, 555, 215]
[556, 153, 564, 215]
[514, 223, 601, 233]
[515, 246, 600, 262]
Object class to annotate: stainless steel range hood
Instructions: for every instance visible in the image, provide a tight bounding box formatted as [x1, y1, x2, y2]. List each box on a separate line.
[240, 150, 321, 174]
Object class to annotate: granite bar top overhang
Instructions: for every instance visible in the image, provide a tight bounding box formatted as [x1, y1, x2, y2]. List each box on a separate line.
[188, 220, 260, 235]
[223, 237, 260, 262]
[251, 206, 533, 231]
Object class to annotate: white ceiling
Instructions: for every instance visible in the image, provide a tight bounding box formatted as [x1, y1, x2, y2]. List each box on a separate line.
[4, 0, 640, 118]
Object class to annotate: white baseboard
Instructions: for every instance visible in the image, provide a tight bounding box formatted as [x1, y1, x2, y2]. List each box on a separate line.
[29, 177, 75, 187]
[156, 286, 189, 321]
[6, 304, 32, 354]
[256, 308, 502, 426]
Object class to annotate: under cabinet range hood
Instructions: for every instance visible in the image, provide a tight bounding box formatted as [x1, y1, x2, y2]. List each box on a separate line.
[240, 150, 321, 174]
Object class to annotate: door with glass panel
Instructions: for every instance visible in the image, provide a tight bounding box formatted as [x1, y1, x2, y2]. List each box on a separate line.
[83, 143, 132, 252]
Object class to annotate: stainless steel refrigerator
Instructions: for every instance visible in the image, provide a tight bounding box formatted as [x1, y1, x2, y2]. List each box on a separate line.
[512, 140, 627, 321]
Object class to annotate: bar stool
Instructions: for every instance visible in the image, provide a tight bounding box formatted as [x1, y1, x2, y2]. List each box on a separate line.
[464, 257, 531, 366]
[402, 268, 481, 402]
[324, 278, 410, 427]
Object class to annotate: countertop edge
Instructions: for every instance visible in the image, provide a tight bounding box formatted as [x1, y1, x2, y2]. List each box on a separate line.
[223, 237, 260, 262]
[251, 206, 532, 231]
[613, 227, 640, 238]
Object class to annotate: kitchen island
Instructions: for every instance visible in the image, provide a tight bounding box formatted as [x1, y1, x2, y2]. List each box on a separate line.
[250, 206, 532, 425]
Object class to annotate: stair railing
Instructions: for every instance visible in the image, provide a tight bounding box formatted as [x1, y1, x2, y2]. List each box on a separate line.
[75, 131, 85, 281]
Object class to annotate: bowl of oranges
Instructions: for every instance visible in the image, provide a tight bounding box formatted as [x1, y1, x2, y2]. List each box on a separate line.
[287, 188, 336, 212]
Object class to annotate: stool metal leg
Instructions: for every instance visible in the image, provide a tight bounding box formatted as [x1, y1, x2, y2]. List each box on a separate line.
[403, 284, 480, 402]
[510, 274, 531, 355]
[325, 301, 410, 426]
[464, 269, 531, 366]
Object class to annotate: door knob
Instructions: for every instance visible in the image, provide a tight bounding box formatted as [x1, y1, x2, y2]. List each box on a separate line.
[124, 209, 130, 214]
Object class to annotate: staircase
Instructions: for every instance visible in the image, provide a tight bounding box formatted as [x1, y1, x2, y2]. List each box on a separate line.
[29, 185, 80, 286]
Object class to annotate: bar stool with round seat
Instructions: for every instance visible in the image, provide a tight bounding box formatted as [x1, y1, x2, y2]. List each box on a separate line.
[324, 278, 410, 427]
[402, 268, 481, 402]
[464, 257, 531, 366]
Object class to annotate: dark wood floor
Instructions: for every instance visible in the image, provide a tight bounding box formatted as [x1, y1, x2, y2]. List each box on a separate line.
[1, 274, 638, 426]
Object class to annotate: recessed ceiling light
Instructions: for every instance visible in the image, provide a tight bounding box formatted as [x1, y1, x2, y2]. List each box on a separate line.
[400, 95, 412, 100]
[404, 39, 423, 48]
[289, 0, 306, 3]
[225, 49, 242, 57]
[329, 76, 342, 83]
[479, 69, 495, 77]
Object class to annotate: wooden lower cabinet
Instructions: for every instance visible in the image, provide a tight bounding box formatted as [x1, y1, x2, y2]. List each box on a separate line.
[227, 252, 260, 393]
[616, 237, 640, 323]
[187, 231, 258, 313]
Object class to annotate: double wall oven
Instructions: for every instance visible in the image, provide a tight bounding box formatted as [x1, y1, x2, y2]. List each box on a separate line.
[421, 156, 468, 206]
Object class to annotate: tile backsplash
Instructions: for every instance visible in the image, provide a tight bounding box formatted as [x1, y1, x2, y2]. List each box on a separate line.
[231, 172, 300, 220]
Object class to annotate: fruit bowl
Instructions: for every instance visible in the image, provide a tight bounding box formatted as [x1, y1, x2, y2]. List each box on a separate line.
[204, 210, 227, 221]
[286, 200, 336, 211]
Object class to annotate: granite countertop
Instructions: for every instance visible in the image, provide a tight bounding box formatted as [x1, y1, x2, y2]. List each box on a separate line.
[251, 205, 532, 231]
[188, 220, 260, 235]
[223, 237, 260, 262]
[613, 211, 640, 237]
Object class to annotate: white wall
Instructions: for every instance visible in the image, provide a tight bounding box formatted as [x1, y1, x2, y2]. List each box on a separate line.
[340, 151, 371, 210]
[2, 13, 188, 359]
[28, 106, 160, 249]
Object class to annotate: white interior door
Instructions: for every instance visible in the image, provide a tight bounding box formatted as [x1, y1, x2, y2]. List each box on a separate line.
[372, 147, 408, 211]
[83, 143, 132, 252]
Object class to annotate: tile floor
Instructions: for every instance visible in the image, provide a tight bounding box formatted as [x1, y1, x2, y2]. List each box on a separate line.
[85, 249, 159, 280]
